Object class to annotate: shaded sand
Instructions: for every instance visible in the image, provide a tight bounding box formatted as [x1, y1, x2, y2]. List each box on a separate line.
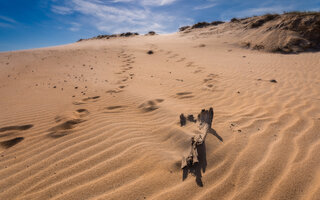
[0, 28, 320, 200]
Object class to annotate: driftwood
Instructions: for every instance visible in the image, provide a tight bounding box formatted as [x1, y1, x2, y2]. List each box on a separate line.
[181, 108, 214, 169]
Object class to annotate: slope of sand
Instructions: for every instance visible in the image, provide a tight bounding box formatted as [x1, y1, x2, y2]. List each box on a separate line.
[0, 29, 319, 200]
[180, 12, 320, 53]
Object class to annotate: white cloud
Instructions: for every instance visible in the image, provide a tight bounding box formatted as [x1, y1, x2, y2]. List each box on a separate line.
[141, 0, 177, 6]
[0, 15, 17, 24]
[51, 5, 73, 15]
[0, 15, 17, 28]
[194, 3, 216, 10]
[243, 6, 289, 16]
[111, 0, 178, 6]
[111, 0, 135, 2]
[220, 5, 292, 20]
[51, 0, 187, 34]
[0, 22, 13, 28]
[69, 22, 81, 31]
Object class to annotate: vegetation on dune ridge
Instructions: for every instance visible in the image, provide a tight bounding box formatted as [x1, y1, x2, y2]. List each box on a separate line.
[77, 30, 157, 42]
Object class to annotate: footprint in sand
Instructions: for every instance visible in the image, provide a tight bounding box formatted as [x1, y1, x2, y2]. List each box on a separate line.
[207, 84, 214, 88]
[106, 89, 123, 95]
[123, 66, 133, 70]
[138, 99, 164, 112]
[202, 73, 219, 90]
[194, 70, 202, 74]
[186, 62, 196, 68]
[0, 124, 33, 132]
[48, 119, 85, 138]
[72, 96, 100, 105]
[197, 44, 206, 48]
[0, 124, 33, 149]
[121, 77, 128, 82]
[72, 101, 85, 105]
[176, 58, 186, 62]
[49, 109, 89, 138]
[83, 96, 100, 101]
[207, 73, 218, 78]
[176, 92, 194, 99]
[76, 108, 90, 117]
[104, 105, 127, 113]
[0, 137, 24, 149]
[106, 106, 124, 110]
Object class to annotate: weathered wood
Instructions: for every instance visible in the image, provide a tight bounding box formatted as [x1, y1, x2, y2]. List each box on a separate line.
[181, 108, 214, 169]
[180, 114, 186, 126]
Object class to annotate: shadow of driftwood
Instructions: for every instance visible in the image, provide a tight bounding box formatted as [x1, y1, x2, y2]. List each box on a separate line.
[182, 129, 222, 186]
[208, 128, 223, 142]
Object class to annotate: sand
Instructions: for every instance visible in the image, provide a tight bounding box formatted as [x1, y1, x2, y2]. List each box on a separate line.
[0, 28, 319, 200]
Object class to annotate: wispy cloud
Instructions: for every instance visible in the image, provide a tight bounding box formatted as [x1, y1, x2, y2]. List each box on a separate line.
[0, 15, 17, 28]
[111, 0, 179, 6]
[111, 0, 135, 2]
[0, 22, 13, 28]
[242, 6, 290, 16]
[51, 0, 187, 34]
[220, 5, 293, 21]
[0, 15, 17, 24]
[50, 0, 315, 35]
[141, 0, 178, 6]
[194, 3, 217, 10]
[69, 22, 81, 31]
[51, 5, 73, 15]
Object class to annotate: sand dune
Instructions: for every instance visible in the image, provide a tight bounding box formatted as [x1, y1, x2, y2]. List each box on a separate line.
[180, 12, 320, 53]
[0, 17, 320, 200]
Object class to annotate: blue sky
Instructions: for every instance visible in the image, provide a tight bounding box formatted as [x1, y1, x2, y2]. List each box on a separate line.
[0, 0, 319, 52]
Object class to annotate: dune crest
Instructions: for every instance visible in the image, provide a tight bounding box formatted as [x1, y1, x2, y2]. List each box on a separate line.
[180, 12, 320, 53]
